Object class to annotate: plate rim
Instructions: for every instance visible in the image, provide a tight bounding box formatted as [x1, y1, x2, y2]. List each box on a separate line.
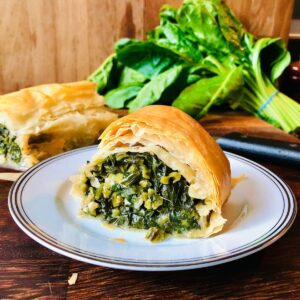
[8, 146, 297, 271]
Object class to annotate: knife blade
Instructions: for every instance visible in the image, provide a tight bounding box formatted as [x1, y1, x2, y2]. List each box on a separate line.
[216, 132, 300, 167]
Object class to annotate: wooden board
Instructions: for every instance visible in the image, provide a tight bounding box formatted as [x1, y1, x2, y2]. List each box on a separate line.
[0, 0, 295, 94]
[200, 113, 300, 143]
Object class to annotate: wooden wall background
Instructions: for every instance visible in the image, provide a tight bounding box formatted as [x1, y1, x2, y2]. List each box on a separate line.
[0, 0, 295, 94]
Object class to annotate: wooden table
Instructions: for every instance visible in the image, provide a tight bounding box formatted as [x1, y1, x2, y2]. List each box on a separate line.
[0, 117, 299, 299]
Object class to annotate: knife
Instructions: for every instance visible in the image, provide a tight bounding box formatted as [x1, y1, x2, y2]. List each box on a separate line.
[216, 132, 300, 167]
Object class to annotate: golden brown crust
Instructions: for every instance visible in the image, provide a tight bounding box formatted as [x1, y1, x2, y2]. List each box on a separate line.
[100, 105, 231, 209]
[73, 105, 231, 238]
[0, 81, 118, 169]
[0, 81, 105, 131]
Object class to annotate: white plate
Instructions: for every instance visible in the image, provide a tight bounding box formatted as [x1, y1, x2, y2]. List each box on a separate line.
[8, 146, 297, 271]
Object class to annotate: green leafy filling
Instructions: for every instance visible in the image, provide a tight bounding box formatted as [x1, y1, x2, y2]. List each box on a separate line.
[0, 124, 22, 163]
[83, 152, 203, 241]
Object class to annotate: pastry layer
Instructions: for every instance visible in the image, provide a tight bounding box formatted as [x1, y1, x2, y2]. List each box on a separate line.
[72, 105, 231, 239]
[0, 81, 118, 169]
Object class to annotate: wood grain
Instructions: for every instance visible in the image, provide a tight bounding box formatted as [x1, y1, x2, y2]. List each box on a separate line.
[0, 0, 144, 94]
[0, 160, 299, 299]
[0, 0, 295, 94]
[200, 113, 300, 143]
[226, 0, 294, 39]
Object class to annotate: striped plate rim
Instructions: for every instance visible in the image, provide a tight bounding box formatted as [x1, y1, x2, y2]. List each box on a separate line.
[8, 146, 297, 271]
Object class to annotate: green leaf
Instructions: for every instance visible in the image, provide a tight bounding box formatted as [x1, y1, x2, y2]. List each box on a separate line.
[104, 85, 143, 109]
[214, 0, 245, 51]
[128, 65, 183, 112]
[250, 37, 291, 83]
[88, 54, 117, 94]
[177, 0, 245, 60]
[116, 39, 184, 79]
[115, 38, 132, 51]
[158, 66, 192, 105]
[186, 62, 219, 84]
[159, 4, 178, 24]
[147, 5, 202, 62]
[172, 67, 244, 119]
[118, 67, 148, 86]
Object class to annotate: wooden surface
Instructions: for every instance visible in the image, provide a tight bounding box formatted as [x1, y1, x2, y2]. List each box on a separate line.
[0, 1, 298, 297]
[0, 160, 299, 299]
[225, 0, 294, 39]
[200, 113, 300, 143]
[0, 118, 299, 299]
[0, 0, 295, 94]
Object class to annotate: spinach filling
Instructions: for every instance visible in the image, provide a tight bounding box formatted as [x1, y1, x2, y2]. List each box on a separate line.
[0, 124, 22, 163]
[83, 152, 203, 241]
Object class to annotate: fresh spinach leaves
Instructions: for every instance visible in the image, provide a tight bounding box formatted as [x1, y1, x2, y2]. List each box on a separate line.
[89, 0, 300, 133]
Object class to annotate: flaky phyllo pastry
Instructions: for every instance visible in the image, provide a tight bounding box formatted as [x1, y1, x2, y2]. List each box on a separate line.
[72, 105, 231, 242]
[0, 81, 117, 170]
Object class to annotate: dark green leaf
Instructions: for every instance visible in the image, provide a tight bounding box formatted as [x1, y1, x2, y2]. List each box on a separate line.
[118, 67, 148, 86]
[177, 0, 245, 60]
[148, 22, 202, 62]
[104, 85, 143, 109]
[88, 54, 117, 94]
[186, 62, 219, 84]
[157, 65, 192, 105]
[115, 38, 132, 51]
[172, 67, 244, 119]
[250, 37, 291, 83]
[159, 4, 178, 24]
[128, 65, 183, 112]
[116, 40, 184, 79]
[147, 4, 203, 63]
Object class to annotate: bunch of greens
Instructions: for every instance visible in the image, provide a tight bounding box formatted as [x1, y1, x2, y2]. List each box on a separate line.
[89, 0, 300, 134]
